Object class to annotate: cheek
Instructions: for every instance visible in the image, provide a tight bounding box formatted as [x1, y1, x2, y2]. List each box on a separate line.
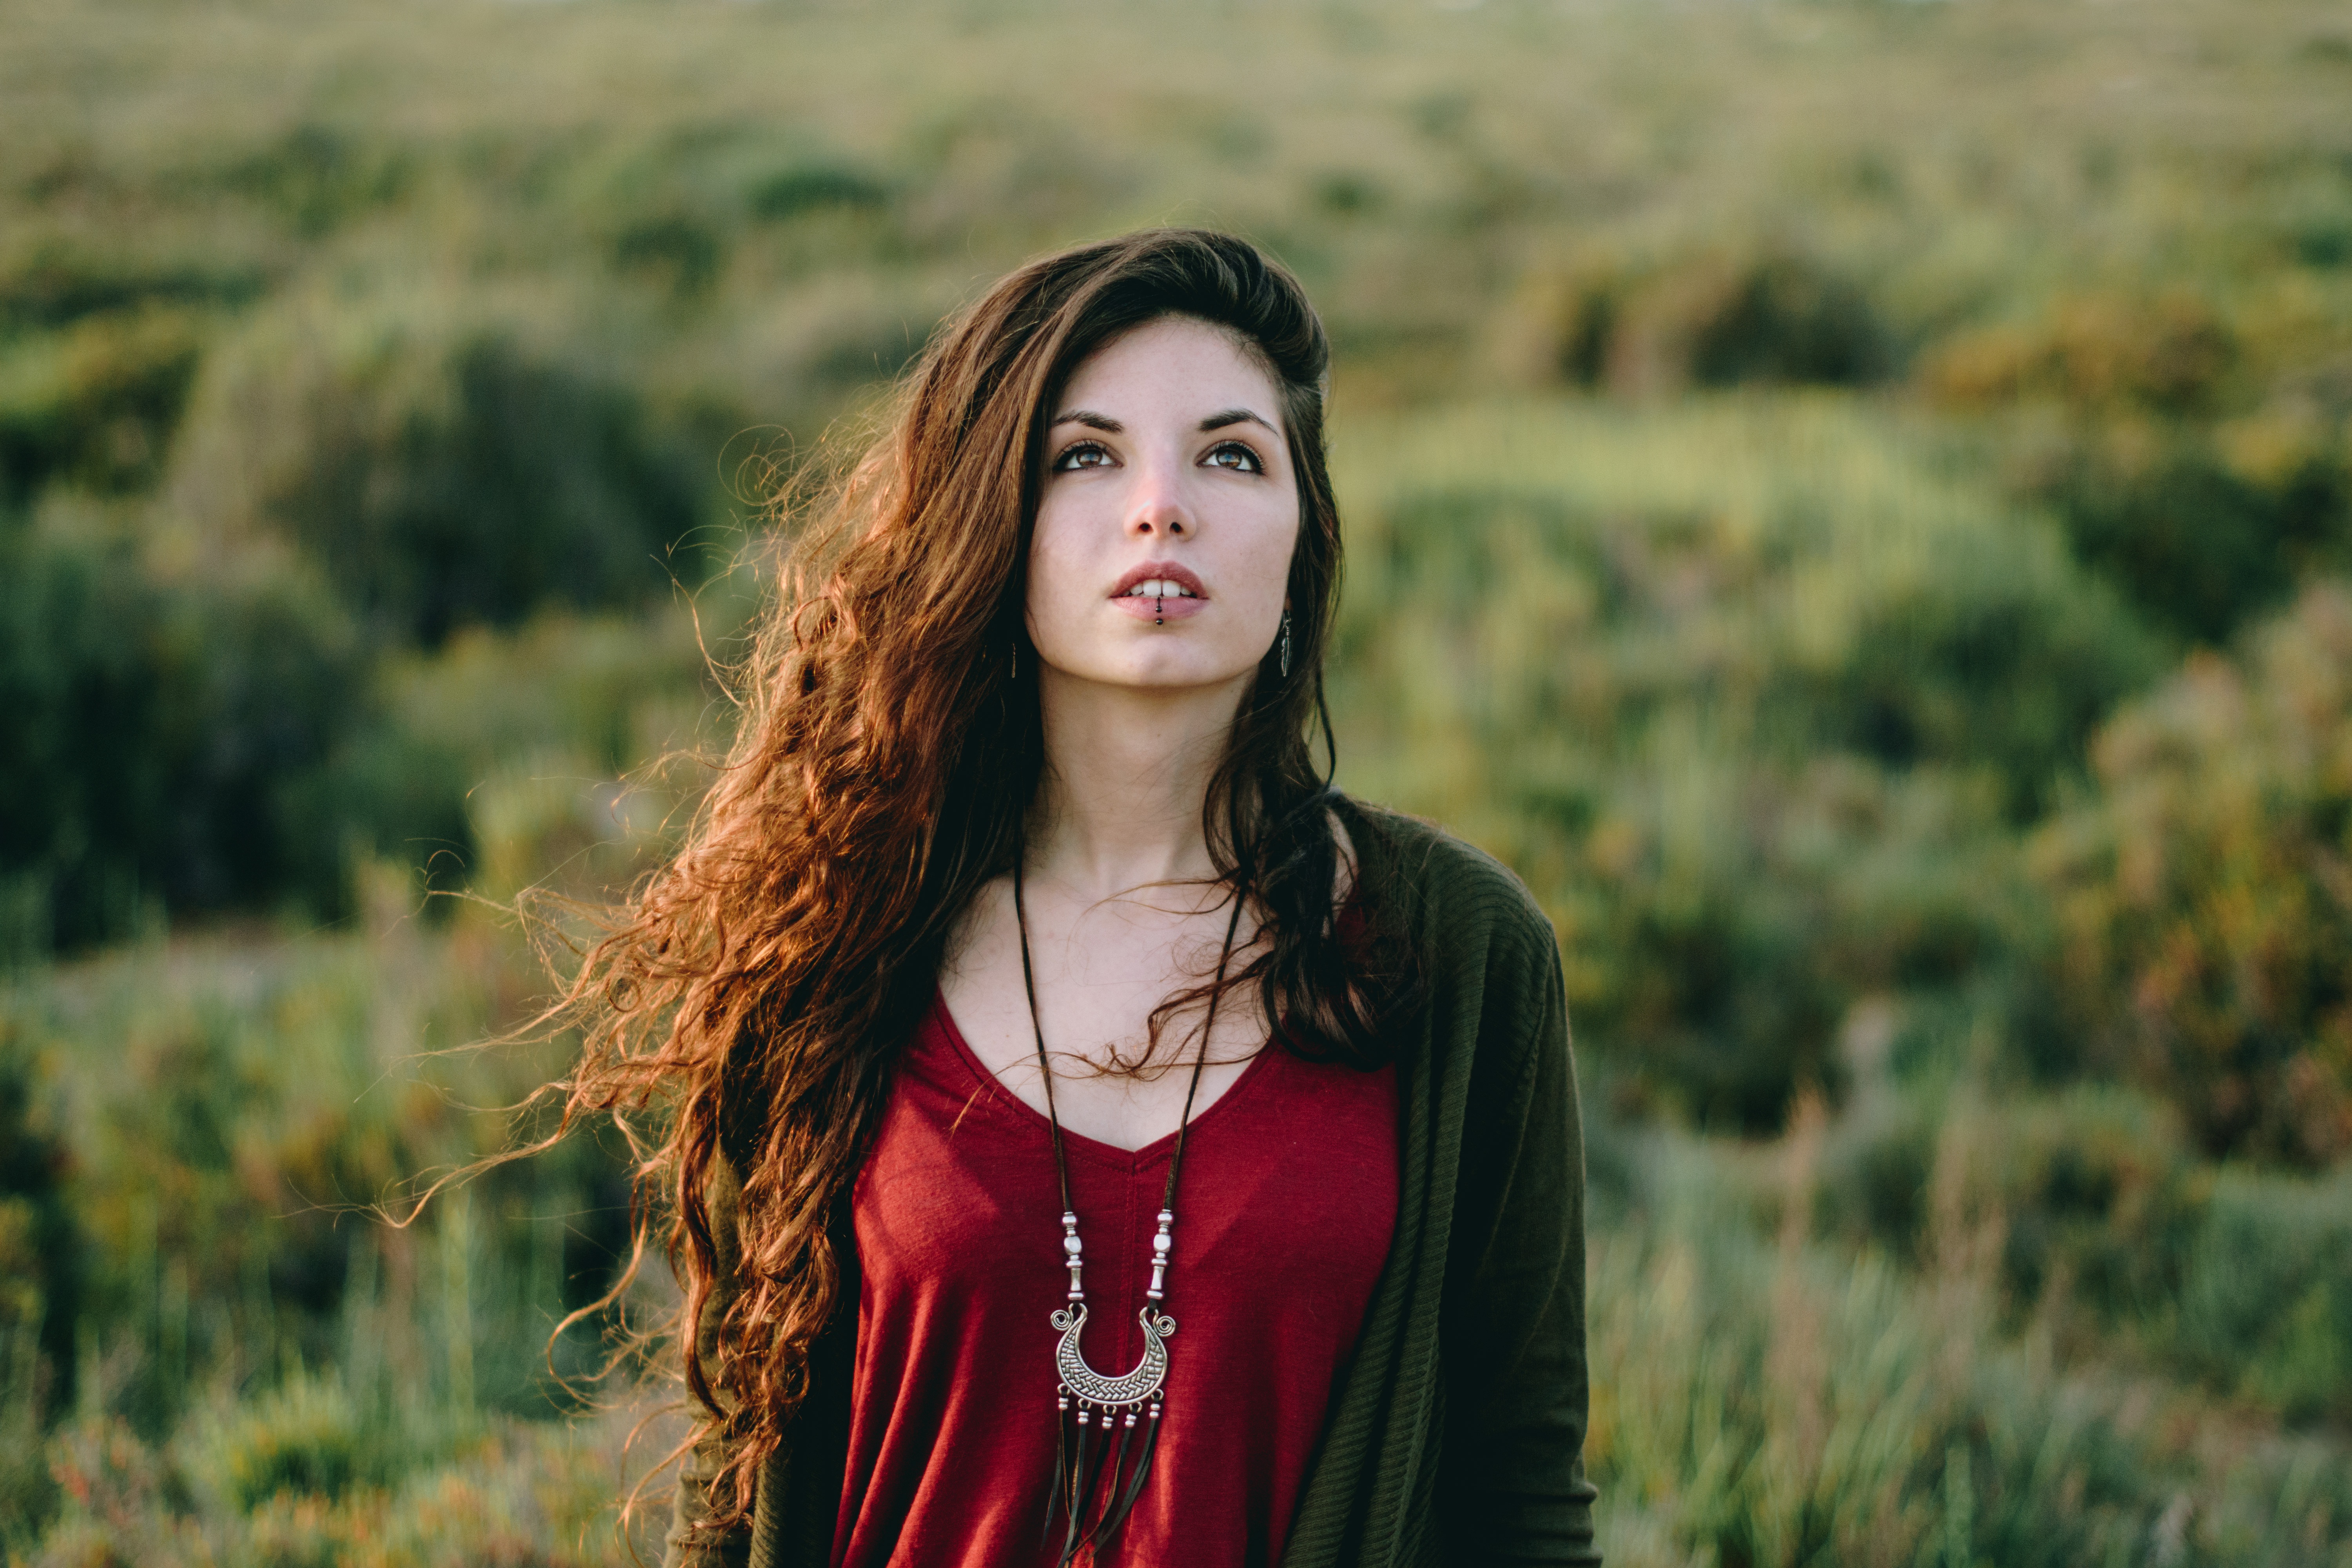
[1239, 503, 1303, 608]
[1024, 506, 1093, 639]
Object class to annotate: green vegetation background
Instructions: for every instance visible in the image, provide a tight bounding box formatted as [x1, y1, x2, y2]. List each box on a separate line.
[5, 0, 2352, 1561]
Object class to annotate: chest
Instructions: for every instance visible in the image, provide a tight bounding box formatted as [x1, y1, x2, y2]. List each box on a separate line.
[939, 879, 1270, 1151]
[860, 997, 1399, 1305]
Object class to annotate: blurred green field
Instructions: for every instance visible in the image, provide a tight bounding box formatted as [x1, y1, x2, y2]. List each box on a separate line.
[5, 0, 2352, 1562]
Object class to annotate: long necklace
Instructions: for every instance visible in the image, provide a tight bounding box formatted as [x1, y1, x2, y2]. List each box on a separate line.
[1013, 843, 1249, 1565]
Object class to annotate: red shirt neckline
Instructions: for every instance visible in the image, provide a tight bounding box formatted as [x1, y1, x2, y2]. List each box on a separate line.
[924, 987, 1283, 1174]
[836, 990, 1400, 1566]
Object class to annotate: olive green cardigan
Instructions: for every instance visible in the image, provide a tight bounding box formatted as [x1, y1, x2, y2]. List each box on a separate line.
[667, 806, 1602, 1566]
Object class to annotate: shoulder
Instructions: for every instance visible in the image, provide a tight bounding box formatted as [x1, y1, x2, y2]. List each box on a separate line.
[1339, 801, 1559, 977]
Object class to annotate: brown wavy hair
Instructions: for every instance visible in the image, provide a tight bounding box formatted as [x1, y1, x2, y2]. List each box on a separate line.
[540, 228, 1410, 1534]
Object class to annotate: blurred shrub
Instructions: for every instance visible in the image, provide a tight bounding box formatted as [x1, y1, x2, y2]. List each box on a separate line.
[1, 522, 731, 956]
[221, 123, 410, 239]
[612, 211, 724, 299]
[1514, 246, 1893, 397]
[463, 759, 670, 907]
[207, 1368, 365, 1509]
[2034, 581, 2352, 1165]
[167, 298, 704, 647]
[1820, 1074, 2352, 1421]
[0, 306, 206, 501]
[746, 161, 891, 221]
[1333, 400, 2158, 1127]
[0, 1022, 78, 1539]
[670, 270, 946, 442]
[1543, 757, 2037, 1127]
[2040, 442, 2307, 644]
[2175, 1166, 2352, 1422]
[1590, 1111, 2352, 1568]
[380, 606, 737, 780]
[2, 922, 636, 1450]
[2008, 425, 2346, 646]
[323, 730, 478, 907]
[27, 1416, 196, 1564]
[0, 1022, 80, 1413]
[1927, 292, 2238, 417]
[0, 526, 370, 949]
[362, 603, 742, 900]
[1927, 290, 2352, 644]
[0, 234, 263, 336]
[1832, 1084, 2209, 1320]
[1985, 1089, 2208, 1325]
[1762, 506, 2161, 818]
[1673, 252, 1891, 389]
[28, 1401, 669, 1567]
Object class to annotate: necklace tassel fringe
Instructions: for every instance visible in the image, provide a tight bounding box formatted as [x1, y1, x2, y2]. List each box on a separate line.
[1046, 1401, 1162, 1564]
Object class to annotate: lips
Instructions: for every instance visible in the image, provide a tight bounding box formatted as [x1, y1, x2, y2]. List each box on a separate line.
[1111, 562, 1207, 601]
[1109, 560, 1209, 623]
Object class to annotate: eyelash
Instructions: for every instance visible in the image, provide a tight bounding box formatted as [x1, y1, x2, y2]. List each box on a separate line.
[1052, 441, 1114, 472]
[1050, 440, 1266, 474]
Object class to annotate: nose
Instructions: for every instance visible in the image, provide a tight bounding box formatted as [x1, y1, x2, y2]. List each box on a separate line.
[1125, 461, 1190, 539]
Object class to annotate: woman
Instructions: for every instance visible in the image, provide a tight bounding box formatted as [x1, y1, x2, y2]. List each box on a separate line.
[557, 228, 1598, 1566]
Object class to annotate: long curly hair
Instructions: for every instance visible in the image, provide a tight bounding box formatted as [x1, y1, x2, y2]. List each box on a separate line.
[543, 229, 1411, 1533]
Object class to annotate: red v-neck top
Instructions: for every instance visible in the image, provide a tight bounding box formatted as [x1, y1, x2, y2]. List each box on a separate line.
[831, 991, 1399, 1568]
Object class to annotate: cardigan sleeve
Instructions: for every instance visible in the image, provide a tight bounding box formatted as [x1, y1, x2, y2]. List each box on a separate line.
[666, 1426, 754, 1568]
[1437, 902, 1603, 1565]
[662, 1159, 859, 1568]
[663, 1161, 757, 1568]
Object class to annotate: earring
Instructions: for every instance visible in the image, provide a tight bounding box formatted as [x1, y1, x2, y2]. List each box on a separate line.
[1279, 611, 1292, 679]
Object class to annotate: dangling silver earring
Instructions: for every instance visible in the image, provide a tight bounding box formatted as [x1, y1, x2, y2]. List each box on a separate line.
[1279, 611, 1292, 679]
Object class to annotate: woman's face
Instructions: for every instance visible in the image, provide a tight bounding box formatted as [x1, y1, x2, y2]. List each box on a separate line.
[1026, 315, 1299, 696]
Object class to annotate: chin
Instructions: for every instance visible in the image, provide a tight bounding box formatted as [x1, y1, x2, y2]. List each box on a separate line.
[1074, 654, 1251, 692]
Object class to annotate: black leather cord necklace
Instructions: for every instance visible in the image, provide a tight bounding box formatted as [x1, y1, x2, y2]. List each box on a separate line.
[1011, 831, 1249, 1564]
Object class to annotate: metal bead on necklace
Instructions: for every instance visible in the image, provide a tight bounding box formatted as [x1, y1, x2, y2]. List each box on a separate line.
[1013, 835, 1248, 1564]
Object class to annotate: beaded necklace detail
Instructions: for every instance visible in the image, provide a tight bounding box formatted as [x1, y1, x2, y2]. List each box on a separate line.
[1012, 844, 1249, 1566]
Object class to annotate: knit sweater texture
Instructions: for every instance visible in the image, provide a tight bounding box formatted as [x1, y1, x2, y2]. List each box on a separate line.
[665, 804, 1602, 1566]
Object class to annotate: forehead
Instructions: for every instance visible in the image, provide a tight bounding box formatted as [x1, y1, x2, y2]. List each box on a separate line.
[1057, 316, 1284, 423]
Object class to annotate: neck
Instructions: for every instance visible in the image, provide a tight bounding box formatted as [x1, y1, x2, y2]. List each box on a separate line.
[1028, 668, 1250, 900]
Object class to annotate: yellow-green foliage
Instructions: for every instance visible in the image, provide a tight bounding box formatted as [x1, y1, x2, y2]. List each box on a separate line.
[1329, 397, 2151, 1125]
[0, 305, 205, 498]
[202, 1369, 366, 1511]
[1590, 1097, 2352, 1568]
[2037, 583, 2352, 1166]
[0, 916, 643, 1463]
[164, 292, 706, 646]
[369, 597, 753, 902]
[5, 0, 2352, 1561]
[32, 1401, 672, 1567]
[4, 0, 2350, 948]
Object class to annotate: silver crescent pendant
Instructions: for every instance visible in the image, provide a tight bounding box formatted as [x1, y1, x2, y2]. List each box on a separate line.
[1050, 1301, 1176, 1411]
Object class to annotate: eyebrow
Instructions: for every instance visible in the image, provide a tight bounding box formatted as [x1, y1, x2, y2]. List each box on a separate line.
[1045, 407, 1281, 436]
